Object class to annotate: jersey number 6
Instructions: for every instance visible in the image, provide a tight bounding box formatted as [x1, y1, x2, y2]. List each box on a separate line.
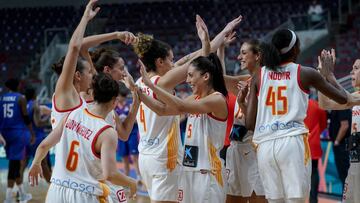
[66, 141, 80, 171]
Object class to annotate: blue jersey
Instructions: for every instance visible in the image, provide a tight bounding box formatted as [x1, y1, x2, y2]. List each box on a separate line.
[0, 92, 26, 130]
[27, 100, 45, 139]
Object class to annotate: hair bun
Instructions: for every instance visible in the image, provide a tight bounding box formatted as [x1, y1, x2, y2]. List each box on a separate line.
[132, 33, 154, 58]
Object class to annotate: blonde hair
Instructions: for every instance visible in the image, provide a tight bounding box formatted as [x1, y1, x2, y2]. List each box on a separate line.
[133, 33, 153, 58]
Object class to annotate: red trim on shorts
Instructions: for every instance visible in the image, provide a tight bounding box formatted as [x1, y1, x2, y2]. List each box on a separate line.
[53, 95, 83, 113]
[91, 125, 112, 159]
[152, 76, 161, 100]
[256, 68, 262, 97]
[297, 65, 310, 94]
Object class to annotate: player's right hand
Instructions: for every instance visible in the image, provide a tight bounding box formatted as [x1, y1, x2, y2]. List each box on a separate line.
[128, 179, 137, 200]
[28, 163, 43, 186]
[83, 0, 100, 21]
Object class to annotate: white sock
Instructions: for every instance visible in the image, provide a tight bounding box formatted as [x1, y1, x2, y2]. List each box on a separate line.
[285, 198, 305, 203]
[6, 187, 13, 199]
[17, 184, 25, 196]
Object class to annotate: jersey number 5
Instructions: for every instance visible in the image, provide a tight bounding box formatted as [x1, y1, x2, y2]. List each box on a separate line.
[265, 86, 288, 115]
[66, 141, 80, 171]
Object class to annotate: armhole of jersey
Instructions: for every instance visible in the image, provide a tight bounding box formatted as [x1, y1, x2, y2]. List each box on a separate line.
[256, 68, 262, 97]
[297, 64, 310, 94]
[152, 76, 161, 100]
[207, 92, 228, 122]
[91, 125, 113, 159]
[53, 95, 84, 113]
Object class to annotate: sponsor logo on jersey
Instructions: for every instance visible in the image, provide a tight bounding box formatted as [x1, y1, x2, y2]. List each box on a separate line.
[140, 137, 159, 146]
[116, 189, 126, 202]
[257, 120, 303, 133]
[51, 177, 95, 194]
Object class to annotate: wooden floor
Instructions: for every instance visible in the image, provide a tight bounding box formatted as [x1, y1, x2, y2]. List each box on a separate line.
[0, 166, 340, 203]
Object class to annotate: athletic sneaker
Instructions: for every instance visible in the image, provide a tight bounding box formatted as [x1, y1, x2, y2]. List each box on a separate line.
[18, 193, 32, 203]
[3, 198, 14, 203]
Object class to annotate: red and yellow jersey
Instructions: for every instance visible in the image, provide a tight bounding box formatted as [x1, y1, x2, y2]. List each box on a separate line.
[51, 107, 112, 196]
[254, 63, 309, 144]
[135, 76, 182, 172]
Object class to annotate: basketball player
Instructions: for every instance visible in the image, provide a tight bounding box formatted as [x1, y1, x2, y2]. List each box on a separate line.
[50, 0, 99, 129]
[24, 87, 52, 183]
[138, 50, 228, 203]
[244, 29, 348, 203]
[131, 15, 242, 203]
[317, 58, 360, 203]
[220, 39, 266, 203]
[28, 73, 137, 203]
[0, 78, 35, 203]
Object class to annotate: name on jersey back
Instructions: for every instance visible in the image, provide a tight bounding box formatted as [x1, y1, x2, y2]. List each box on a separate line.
[268, 71, 291, 80]
[65, 119, 93, 140]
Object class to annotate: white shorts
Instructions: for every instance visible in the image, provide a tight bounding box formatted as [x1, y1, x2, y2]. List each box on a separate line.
[179, 170, 226, 203]
[226, 141, 265, 197]
[138, 154, 180, 201]
[45, 183, 110, 203]
[256, 135, 311, 200]
[108, 182, 128, 203]
[343, 162, 360, 203]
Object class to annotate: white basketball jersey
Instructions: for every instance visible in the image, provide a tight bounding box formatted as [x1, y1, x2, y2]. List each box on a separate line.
[51, 95, 87, 129]
[51, 107, 112, 196]
[233, 102, 253, 142]
[135, 76, 181, 172]
[87, 101, 116, 128]
[182, 94, 227, 185]
[352, 104, 360, 133]
[254, 63, 309, 144]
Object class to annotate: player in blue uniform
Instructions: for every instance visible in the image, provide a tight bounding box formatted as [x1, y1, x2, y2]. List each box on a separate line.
[23, 87, 52, 183]
[115, 83, 141, 181]
[0, 78, 35, 203]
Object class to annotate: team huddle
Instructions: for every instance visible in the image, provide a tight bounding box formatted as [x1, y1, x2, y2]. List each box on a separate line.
[1, 0, 359, 203]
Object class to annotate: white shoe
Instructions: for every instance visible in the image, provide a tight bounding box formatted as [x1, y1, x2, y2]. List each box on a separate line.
[18, 193, 32, 203]
[3, 198, 14, 203]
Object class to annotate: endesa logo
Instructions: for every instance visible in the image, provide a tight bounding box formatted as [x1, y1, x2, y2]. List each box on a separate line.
[257, 120, 303, 133]
[140, 137, 160, 146]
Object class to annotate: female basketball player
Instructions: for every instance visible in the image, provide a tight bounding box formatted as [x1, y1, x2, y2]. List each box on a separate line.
[50, 0, 99, 129]
[131, 15, 242, 203]
[220, 39, 266, 203]
[317, 57, 360, 203]
[28, 73, 137, 203]
[245, 29, 348, 203]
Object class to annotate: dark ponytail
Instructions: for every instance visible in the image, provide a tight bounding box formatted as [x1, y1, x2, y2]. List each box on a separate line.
[260, 42, 281, 71]
[191, 53, 228, 97]
[132, 33, 171, 72]
[91, 47, 121, 73]
[51, 56, 86, 76]
[260, 29, 300, 71]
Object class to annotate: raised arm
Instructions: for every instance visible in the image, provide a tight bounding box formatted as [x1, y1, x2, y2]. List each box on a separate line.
[157, 15, 210, 91]
[245, 73, 259, 131]
[80, 31, 138, 74]
[302, 50, 347, 105]
[54, 0, 99, 105]
[98, 128, 137, 198]
[140, 63, 227, 117]
[158, 15, 243, 91]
